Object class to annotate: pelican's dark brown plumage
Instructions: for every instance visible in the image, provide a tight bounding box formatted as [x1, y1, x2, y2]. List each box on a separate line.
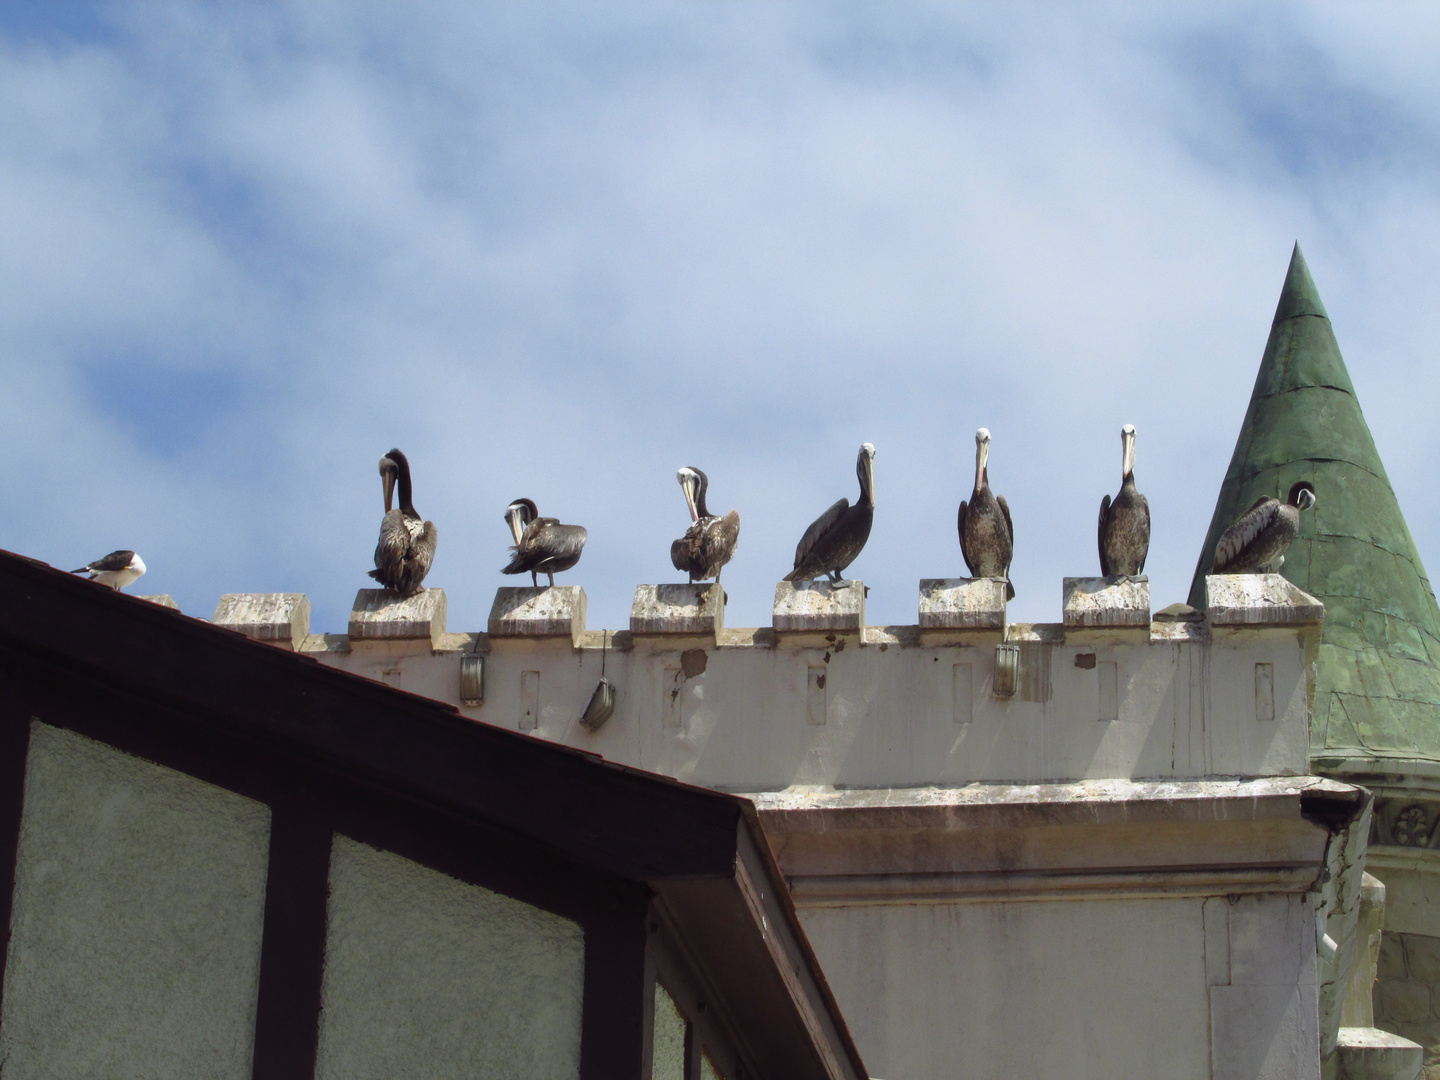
[502, 498, 587, 587]
[958, 428, 1015, 600]
[370, 448, 437, 597]
[1213, 481, 1316, 574]
[1098, 424, 1150, 578]
[670, 467, 740, 584]
[784, 443, 876, 587]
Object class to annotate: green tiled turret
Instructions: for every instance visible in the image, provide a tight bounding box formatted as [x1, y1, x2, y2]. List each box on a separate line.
[1188, 243, 1440, 761]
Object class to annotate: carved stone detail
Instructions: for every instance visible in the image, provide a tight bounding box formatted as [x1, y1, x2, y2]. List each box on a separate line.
[1372, 798, 1440, 849]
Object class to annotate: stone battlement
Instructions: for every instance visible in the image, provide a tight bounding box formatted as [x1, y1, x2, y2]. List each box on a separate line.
[204, 573, 1322, 791]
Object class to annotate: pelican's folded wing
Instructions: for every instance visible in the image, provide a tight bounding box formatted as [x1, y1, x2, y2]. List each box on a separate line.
[794, 498, 849, 570]
[1213, 497, 1276, 571]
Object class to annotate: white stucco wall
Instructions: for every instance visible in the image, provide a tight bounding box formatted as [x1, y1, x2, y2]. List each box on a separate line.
[0, 721, 271, 1080]
[653, 981, 688, 1080]
[800, 897, 1211, 1080]
[314, 835, 585, 1080]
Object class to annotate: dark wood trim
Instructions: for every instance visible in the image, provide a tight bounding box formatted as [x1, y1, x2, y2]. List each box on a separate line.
[251, 800, 331, 1080]
[582, 902, 650, 1080]
[0, 704, 30, 1023]
[0, 552, 743, 882]
[1, 646, 624, 927]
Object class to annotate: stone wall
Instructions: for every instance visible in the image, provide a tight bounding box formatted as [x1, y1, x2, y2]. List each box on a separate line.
[1376, 932, 1440, 1078]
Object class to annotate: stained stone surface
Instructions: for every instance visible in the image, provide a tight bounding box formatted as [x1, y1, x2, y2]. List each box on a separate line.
[773, 580, 864, 633]
[138, 595, 179, 610]
[213, 593, 310, 648]
[488, 586, 586, 640]
[630, 584, 724, 635]
[918, 578, 1006, 630]
[349, 588, 447, 646]
[1206, 575, 1324, 627]
[1062, 577, 1150, 628]
[1189, 243, 1440, 758]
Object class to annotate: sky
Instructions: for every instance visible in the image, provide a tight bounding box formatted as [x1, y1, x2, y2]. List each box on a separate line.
[3, 2, 1440, 636]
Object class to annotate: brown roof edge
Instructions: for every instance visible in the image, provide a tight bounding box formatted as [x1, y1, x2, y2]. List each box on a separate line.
[0, 548, 743, 880]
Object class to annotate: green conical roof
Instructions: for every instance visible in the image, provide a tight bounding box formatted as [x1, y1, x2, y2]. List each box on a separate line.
[1189, 243, 1440, 762]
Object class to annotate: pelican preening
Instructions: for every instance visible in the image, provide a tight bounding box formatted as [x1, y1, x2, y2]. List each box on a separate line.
[1098, 424, 1150, 579]
[502, 499, 588, 587]
[784, 443, 876, 588]
[72, 550, 145, 591]
[670, 467, 740, 584]
[346, 434, 1310, 601]
[1213, 481, 1316, 574]
[958, 428, 1015, 600]
[369, 449, 437, 597]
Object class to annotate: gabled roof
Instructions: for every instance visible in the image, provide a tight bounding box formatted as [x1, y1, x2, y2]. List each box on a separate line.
[1188, 244, 1440, 762]
[0, 547, 866, 1080]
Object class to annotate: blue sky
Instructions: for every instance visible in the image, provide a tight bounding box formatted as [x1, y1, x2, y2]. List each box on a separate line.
[3, 3, 1440, 635]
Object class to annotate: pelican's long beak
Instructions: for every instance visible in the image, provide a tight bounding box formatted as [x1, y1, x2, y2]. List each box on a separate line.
[1121, 425, 1136, 479]
[679, 472, 700, 523]
[506, 505, 525, 545]
[861, 444, 876, 508]
[380, 459, 397, 513]
[975, 430, 990, 491]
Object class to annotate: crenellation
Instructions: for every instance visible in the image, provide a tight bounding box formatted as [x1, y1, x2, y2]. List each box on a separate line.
[773, 579, 865, 634]
[212, 592, 310, 649]
[487, 585, 585, 644]
[348, 587, 447, 648]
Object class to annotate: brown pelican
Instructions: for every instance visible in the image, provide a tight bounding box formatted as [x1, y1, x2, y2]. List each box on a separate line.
[369, 448, 437, 597]
[670, 467, 740, 584]
[502, 498, 587, 587]
[1213, 481, 1316, 574]
[71, 550, 145, 590]
[783, 443, 875, 588]
[958, 428, 1015, 600]
[1098, 424, 1150, 579]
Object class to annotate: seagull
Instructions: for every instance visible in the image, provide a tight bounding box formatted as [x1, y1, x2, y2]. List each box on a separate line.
[72, 550, 146, 591]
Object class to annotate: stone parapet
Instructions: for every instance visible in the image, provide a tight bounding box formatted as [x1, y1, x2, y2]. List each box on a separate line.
[349, 588, 447, 648]
[773, 580, 864, 634]
[488, 586, 586, 645]
[630, 584, 724, 636]
[918, 578, 1005, 631]
[1062, 576, 1150, 628]
[1206, 573, 1325, 626]
[213, 593, 311, 649]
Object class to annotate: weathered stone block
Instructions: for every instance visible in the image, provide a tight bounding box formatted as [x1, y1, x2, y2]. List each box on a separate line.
[349, 588, 447, 647]
[1381, 935, 1410, 980]
[1405, 935, 1440, 986]
[1380, 980, 1433, 1026]
[1063, 577, 1150, 628]
[213, 593, 310, 649]
[1206, 574, 1325, 626]
[138, 595, 179, 610]
[630, 584, 724, 635]
[1334, 1027, 1423, 1080]
[918, 578, 1005, 630]
[488, 586, 586, 642]
[773, 580, 864, 634]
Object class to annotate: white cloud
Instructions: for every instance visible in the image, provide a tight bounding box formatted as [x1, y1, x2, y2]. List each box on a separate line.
[2, 3, 1439, 637]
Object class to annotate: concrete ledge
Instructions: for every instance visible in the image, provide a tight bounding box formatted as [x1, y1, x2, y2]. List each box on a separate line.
[773, 580, 864, 634]
[349, 588, 447, 647]
[918, 578, 1005, 630]
[1206, 574, 1324, 626]
[1063, 576, 1150, 628]
[749, 777, 1358, 903]
[631, 583, 724, 635]
[488, 586, 586, 643]
[213, 593, 310, 649]
[138, 595, 179, 610]
[1334, 1027, 1422, 1080]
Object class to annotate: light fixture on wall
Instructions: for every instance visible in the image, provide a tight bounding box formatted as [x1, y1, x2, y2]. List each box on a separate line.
[460, 651, 485, 707]
[581, 630, 616, 731]
[993, 643, 1019, 698]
